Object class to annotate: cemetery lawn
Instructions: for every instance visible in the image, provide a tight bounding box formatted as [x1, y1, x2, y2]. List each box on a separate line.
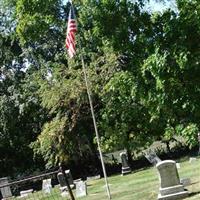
[13, 157, 200, 200]
[80, 157, 200, 200]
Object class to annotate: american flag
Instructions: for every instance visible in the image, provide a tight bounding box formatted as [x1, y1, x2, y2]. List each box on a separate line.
[66, 5, 77, 58]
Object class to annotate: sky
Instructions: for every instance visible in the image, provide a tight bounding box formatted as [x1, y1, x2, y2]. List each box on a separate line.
[64, 0, 177, 12]
[147, 0, 177, 12]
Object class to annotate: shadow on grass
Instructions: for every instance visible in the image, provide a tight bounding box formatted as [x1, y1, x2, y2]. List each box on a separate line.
[188, 191, 200, 197]
[190, 181, 200, 185]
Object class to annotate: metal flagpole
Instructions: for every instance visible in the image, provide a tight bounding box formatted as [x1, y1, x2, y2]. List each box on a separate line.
[80, 54, 111, 200]
[67, 0, 111, 199]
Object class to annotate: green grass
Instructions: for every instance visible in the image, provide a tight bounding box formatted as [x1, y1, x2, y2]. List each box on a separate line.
[80, 158, 200, 200]
[13, 158, 200, 200]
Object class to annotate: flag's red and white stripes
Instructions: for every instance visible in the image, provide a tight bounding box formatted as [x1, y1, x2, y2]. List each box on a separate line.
[66, 6, 77, 58]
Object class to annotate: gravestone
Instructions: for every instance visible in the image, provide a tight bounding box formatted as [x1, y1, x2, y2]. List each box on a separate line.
[145, 151, 161, 166]
[156, 160, 188, 200]
[57, 172, 68, 197]
[57, 172, 68, 191]
[120, 152, 131, 175]
[189, 157, 197, 163]
[0, 177, 12, 199]
[61, 190, 69, 198]
[57, 170, 74, 197]
[176, 163, 180, 169]
[57, 172, 67, 188]
[180, 178, 191, 187]
[75, 181, 87, 198]
[65, 170, 74, 186]
[20, 189, 33, 197]
[74, 179, 82, 184]
[57, 170, 74, 187]
[86, 175, 101, 182]
[42, 178, 52, 194]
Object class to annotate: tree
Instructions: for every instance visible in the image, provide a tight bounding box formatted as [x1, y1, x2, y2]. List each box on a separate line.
[140, 0, 200, 149]
[13, 0, 150, 167]
[0, 0, 47, 176]
[2, 0, 200, 172]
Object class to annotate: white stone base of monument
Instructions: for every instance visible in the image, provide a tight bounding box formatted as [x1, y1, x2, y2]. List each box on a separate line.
[158, 191, 189, 200]
[121, 166, 131, 176]
[158, 185, 188, 200]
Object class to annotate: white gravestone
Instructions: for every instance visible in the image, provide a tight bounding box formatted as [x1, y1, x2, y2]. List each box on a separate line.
[42, 179, 52, 194]
[120, 152, 131, 175]
[75, 181, 87, 198]
[0, 177, 12, 199]
[189, 157, 197, 163]
[20, 189, 33, 197]
[156, 160, 188, 200]
[86, 175, 101, 181]
[176, 163, 180, 169]
[74, 178, 82, 184]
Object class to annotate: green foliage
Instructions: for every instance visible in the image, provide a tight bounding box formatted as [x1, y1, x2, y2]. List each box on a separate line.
[31, 116, 69, 168]
[30, 45, 121, 167]
[181, 124, 199, 149]
[16, 0, 62, 44]
[100, 71, 151, 153]
[1, 0, 200, 171]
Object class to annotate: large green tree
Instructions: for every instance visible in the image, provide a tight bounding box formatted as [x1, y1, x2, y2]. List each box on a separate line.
[0, 0, 47, 176]
[140, 0, 200, 148]
[1, 0, 200, 171]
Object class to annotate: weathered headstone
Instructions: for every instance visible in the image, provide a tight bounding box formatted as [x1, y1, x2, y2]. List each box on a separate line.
[156, 160, 189, 200]
[180, 178, 191, 187]
[65, 170, 74, 186]
[57, 172, 68, 196]
[145, 151, 161, 166]
[20, 189, 33, 197]
[189, 157, 197, 163]
[0, 177, 12, 199]
[42, 178, 52, 194]
[75, 181, 87, 198]
[57, 172, 67, 188]
[86, 175, 101, 182]
[120, 152, 131, 175]
[74, 179, 82, 184]
[57, 170, 74, 197]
